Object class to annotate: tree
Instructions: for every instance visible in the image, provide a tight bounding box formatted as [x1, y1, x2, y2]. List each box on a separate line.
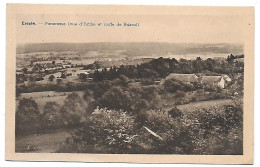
[56, 78, 62, 85]
[21, 67, 28, 74]
[168, 106, 183, 118]
[140, 86, 162, 109]
[163, 79, 182, 93]
[16, 98, 41, 135]
[48, 75, 55, 82]
[16, 74, 27, 84]
[93, 70, 101, 81]
[227, 54, 235, 62]
[28, 76, 35, 83]
[96, 86, 132, 111]
[193, 57, 205, 72]
[205, 58, 215, 71]
[60, 93, 86, 126]
[42, 102, 63, 129]
[112, 75, 130, 88]
[61, 73, 67, 79]
[79, 73, 88, 82]
[58, 108, 138, 153]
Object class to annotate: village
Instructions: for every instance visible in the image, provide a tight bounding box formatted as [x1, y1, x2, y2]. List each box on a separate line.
[16, 51, 236, 89]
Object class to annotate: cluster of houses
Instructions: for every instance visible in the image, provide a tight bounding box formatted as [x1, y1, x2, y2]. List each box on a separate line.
[165, 73, 232, 89]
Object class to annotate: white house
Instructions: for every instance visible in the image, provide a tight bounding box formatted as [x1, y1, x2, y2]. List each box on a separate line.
[222, 74, 232, 82]
[200, 76, 225, 89]
[165, 73, 230, 89]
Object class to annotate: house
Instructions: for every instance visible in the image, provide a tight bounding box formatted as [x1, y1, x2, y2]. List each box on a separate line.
[62, 64, 72, 68]
[74, 71, 89, 77]
[222, 74, 232, 82]
[233, 58, 244, 63]
[165, 74, 199, 83]
[200, 76, 225, 89]
[165, 73, 230, 89]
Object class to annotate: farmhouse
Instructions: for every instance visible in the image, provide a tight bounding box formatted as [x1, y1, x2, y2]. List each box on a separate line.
[165, 73, 231, 89]
[166, 73, 198, 83]
[200, 76, 225, 89]
[75, 71, 90, 77]
[222, 74, 232, 82]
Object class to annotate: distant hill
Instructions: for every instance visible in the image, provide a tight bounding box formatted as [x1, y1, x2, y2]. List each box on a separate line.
[94, 58, 154, 68]
[17, 43, 243, 57]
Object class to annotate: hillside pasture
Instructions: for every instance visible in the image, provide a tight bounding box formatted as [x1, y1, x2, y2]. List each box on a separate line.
[16, 91, 85, 113]
[15, 130, 71, 153]
[176, 99, 233, 112]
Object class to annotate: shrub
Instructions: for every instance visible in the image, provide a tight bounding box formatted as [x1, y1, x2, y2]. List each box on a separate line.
[141, 86, 162, 110]
[41, 102, 63, 130]
[168, 107, 183, 118]
[96, 86, 132, 111]
[58, 108, 138, 153]
[140, 78, 155, 86]
[92, 81, 112, 99]
[58, 101, 243, 155]
[140, 110, 196, 154]
[16, 98, 41, 136]
[163, 79, 182, 93]
[60, 93, 86, 127]
[112, 75, 130, 88]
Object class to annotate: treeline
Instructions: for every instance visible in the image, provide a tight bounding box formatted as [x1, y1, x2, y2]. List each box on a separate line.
[15, 94, 85, 136]
[91, 55, 244, 82]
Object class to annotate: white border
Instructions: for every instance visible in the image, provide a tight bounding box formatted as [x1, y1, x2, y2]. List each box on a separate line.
[1, 0, 259, 167]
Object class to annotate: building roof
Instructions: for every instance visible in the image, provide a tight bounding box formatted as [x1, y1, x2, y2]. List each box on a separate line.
[222, 74, 232, 82]
[200, 76, 223, 84]
[166, 73, 198, 82]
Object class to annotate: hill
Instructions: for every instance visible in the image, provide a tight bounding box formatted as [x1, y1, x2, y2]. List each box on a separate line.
[17, 42, 243, 58]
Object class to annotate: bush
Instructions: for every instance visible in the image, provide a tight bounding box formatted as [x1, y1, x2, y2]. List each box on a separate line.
[163, 79, 182, 93]
[203, 84, 218, 92]
[140, 78, 155, 86]
[16, 98, 41, 136]
[96, 86, 132, 111]
[112, 75, 130, 88]
[140, 110, 196, 154]
[57, 108, 138, 153]
[58, 100, 243, 155]
[41, 102, 63, 130]
[60, 93, 86, 127]
[168, 107, 183, 118]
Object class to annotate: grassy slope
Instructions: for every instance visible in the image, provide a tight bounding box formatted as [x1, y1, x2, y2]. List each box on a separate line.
[16, 91, 85, 113]
[15, 130, 71, 153]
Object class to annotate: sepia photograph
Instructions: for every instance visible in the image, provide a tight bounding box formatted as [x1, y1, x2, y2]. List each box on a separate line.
[5, 4, 254, 164]
[15, 42, 244, 155]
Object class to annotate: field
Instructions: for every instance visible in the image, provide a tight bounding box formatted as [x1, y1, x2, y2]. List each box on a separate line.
[176, 99, 233, 112]
[16, 91, 85, 113]
[15, 130, 71, 153]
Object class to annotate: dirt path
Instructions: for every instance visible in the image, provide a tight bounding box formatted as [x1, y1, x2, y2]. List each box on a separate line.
[16, 131, 71, 153]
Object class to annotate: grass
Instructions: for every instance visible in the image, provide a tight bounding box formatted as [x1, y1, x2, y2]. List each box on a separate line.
[15, 130, 71, 153]
[176, 99, 233, 112]
[16, 91, 85, 113]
